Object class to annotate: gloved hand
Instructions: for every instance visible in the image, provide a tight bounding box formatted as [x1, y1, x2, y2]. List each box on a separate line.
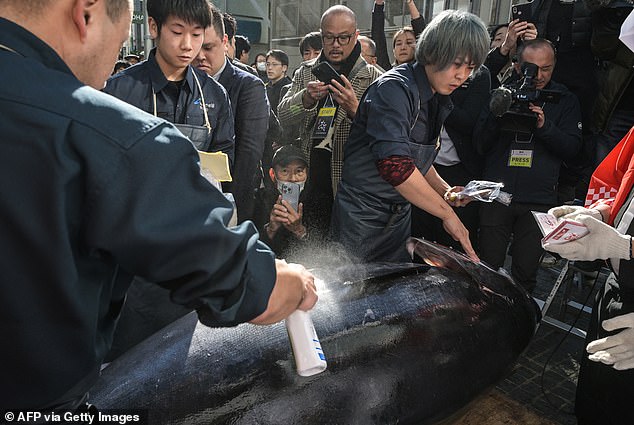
[587, 312, 634, 370]
[543, 215, 631, 261]
[548, 205, 603, 222]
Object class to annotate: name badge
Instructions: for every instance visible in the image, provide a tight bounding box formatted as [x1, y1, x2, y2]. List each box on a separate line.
[312, 94, 337, 140]
[508, 149, 533, 168]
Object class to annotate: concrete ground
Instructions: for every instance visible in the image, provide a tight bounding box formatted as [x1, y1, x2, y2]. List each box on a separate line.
[451, 257, 607, 425]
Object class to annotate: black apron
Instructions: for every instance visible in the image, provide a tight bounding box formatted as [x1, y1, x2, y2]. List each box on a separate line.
[332, 64, 446, 263]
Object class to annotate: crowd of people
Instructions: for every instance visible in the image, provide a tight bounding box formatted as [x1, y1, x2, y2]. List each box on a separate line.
[2, 0, 634, 423]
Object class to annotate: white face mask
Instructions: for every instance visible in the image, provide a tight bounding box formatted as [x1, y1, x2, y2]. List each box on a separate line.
[257, 62, 266, 72]
[277, 180, 305, 194]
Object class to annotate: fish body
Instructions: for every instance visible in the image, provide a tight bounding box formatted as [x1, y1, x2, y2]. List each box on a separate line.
[91, 240, 540, 424]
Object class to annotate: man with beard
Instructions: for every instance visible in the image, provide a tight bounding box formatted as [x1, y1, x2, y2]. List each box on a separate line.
[278, 5, 382, 240]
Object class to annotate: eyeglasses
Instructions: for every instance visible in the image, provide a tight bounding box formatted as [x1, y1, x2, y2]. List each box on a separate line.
[322, 33, 355, 46]
[265, 62, 283, 68]
[276, 167, 307, 179]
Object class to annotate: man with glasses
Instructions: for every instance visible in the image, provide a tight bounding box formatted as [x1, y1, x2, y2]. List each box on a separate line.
[265, 49, 292, 112]
[278, 5, 382, 241]
[358, 35, 382, 70]
[476, 39, 582, 293]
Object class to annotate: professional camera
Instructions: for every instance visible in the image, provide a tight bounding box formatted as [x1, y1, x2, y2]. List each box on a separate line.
[489, 62, 561, 135]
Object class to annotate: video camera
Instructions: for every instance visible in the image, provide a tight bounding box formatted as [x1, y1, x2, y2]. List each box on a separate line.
[489, 62, 561, 135]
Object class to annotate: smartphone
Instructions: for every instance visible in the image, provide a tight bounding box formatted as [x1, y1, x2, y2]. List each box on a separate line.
[510, 1, 533, 22]
[279, 182, 301, 212]
[311, 62, 344, 86]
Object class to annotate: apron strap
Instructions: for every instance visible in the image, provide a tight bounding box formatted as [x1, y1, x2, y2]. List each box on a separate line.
[191, 71, 212, 133]
[0, 43, 22, 56]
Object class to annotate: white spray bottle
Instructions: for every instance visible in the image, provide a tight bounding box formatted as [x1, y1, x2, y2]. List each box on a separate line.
[285, 310, 327, 376]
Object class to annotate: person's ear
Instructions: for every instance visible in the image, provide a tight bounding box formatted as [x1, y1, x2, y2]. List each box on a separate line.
[72, 0, 98, 42]
[282, 65, 288, 74]
[148, 17, 159, 40]
[269, 168, 276, 182]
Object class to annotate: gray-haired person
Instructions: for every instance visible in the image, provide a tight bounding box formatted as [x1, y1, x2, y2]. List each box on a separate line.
[331, 10, 489, 263]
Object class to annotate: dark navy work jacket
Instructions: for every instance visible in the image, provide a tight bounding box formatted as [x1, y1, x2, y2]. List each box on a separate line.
[104, 49, 235, 165]
[0, 17, 274, 410]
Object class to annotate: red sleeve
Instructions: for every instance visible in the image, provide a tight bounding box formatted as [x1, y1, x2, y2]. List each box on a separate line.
[377, 155, 416, 187]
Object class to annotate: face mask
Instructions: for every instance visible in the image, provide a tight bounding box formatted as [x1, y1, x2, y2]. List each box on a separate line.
[277, 180, 305, 194]
[257, 62, 266, 72]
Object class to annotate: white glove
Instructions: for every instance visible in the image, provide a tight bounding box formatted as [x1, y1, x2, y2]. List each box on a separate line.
[548, 205, 603, 222]
[587, 312, 634, 370]
[543, 215, 631, 261]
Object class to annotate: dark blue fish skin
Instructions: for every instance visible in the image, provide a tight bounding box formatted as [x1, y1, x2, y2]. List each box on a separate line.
[91, 240, 540, 425]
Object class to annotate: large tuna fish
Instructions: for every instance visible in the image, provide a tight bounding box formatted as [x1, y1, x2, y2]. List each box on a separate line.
[90, 238, 540, 424]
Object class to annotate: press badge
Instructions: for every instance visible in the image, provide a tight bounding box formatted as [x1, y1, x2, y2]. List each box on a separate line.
[508, 149, 533, 168]
[312, 94, 337, 139]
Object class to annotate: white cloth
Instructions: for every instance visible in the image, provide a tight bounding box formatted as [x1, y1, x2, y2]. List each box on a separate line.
[620, 9, 634, 54]
[548, 205, 603, 222]
[434, 128, 460, 167]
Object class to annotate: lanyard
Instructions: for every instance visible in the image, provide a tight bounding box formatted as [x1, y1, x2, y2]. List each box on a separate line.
[152, 70, 211, 134]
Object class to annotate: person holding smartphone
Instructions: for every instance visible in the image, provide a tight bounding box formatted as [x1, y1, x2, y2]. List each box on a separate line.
[254, 146, 311, 260]
[277, 5, 382, 241]
[485, 18, 538, 89]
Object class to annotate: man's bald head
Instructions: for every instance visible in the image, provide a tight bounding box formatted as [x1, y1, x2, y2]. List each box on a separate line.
[320, 5, 356, 29]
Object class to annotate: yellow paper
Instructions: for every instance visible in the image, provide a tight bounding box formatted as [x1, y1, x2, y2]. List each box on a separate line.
[198, 151, 232, 182]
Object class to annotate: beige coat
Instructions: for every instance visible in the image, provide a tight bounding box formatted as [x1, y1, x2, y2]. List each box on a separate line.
[278, 56, 382, 195]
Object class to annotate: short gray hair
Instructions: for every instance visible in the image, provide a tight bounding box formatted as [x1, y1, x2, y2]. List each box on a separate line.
[416, 10, 489, 71]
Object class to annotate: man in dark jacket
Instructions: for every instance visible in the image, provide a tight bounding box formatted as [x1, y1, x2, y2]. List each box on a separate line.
[476, 38, 582, 292]
[265, 49, 292, 112]
[104, 0, 235, 165]
[195, 4, 270, 223]
[0, 0, 317, 411]
[102, 0, 238, 360]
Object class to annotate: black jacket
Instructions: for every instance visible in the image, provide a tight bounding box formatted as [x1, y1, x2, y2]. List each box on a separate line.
[104, 49, 235, 164]
[371, 2, 426, 72]
[0, 17, 275, 409]
[218, 58, 270, 222]
[475, 79, 582, 205]
[444, 66, 491, 177]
